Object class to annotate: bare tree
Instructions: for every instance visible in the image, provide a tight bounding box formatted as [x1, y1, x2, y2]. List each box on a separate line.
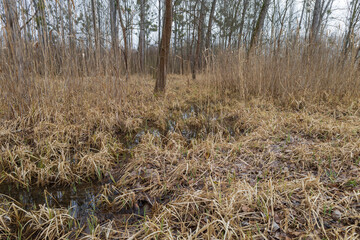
[68, 0, 75, 51]
[91, 0, 100, 70]
[67, 0, 76, 77]
[192, 0, 206, 79]
[110, 0, 118, 55]
[139, 0, 146, 73]
[205, 0, 217, 50]
[248, 0, 271, 54]
[227, 0, 242, 48]
[158, 0, 162, 45]
[35, 0, 51, 75]
[343, 0, 360, 58]
[238, 0, 249, 48]
[32, 0, 48, 48]
[155, 0, 172, 93]
[310, 0, 334, 43]
[4, 0, 24, 85]
[116, 0, 129, 80]
[310, 0, 321, 42]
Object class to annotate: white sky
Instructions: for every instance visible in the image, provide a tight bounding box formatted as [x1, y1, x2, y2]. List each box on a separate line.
[8, 0, 350, 47]
[330, 0, 349, 31]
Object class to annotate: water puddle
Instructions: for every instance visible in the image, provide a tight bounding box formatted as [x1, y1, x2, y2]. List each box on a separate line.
[182, 105, 198, 120]
[119, 105, 237, 149]
[123, 128, 162, 150]
[166, 105, 236, 141]
[0, 182, 152, 228]
[0, 183, 99, 216]
[0, 105, 242, 236]
[0, 106, 232, 210]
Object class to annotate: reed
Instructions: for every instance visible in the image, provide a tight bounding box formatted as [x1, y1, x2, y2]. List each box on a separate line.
[1, 39, 360, 239]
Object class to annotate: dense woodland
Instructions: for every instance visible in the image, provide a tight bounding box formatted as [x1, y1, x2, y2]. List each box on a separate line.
[2, 1, 360, 94]
[2, 1, 360, 239]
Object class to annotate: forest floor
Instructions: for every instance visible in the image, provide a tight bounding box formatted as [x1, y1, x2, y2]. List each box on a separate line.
[1, 75, 360, 239]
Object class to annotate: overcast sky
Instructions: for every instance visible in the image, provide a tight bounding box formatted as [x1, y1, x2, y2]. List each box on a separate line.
[331, 0, 348, 31]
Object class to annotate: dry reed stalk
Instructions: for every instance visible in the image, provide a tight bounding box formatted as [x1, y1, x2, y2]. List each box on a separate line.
[1, 51, 360, 238]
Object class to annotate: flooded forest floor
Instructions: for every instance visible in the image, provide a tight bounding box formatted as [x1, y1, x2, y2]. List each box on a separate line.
[1, 76, 360, 239]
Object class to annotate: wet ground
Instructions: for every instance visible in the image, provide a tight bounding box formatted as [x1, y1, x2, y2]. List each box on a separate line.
[0, 183, 100, 222]
[0, 106, 232, 226]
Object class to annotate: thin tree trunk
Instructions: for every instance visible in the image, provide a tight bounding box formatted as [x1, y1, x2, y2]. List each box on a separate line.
[21, 0, 29, 67]
[82, 0, 90, 48]
[68, 0, 75, 76]
[310, 0, 321, 43]
[192, 0, 206, 79]
[139, 0, 146, 73]
[205, 0, 217, 50]
[154, 0, 172, 93]
[4, 0, 26, 96]
[38, 0, 50, 75]
[68, 0, 74, 51]
[228, 0, 242, 48]
[5, 1, 30, 116]
[238, 0, 249, 48]
[91, 0, 100, 71]
[97, 1, 103, 61]
[196, 0, 206, 68]
[116, 0, 129, 80]
[59, 0, 65, 74]
[110, 0, 118, 56]
[158, 0, 162, 45]
[298, 0, 306, 32]
[60, 1, 65, 47]
[173, 1, 177, 73]
[343, 0, 360, 59]
[248, 0, 271, 55]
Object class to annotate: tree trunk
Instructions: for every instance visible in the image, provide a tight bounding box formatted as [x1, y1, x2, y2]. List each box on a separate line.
[158, 0, 162, 46]
[196, 0, 206, 68]
[154, 0, 172, 93]
[248, 0, 271, 55]
[91, 0, 100, 70]
[4, 0, 25, 85]
[60, 1, 65, 47]
[39, 0, 50, 75]
[97, 1, 103, 59]
[68, 0, 74, 51]
[173, 1, 178, 74]
[116, 0, 129, 80]
[298, 0, 306, 31]
[82, 0, 91, 48]
[343, 0, 360, 59]
[38, 0, 49, 44]
[23, 0, 31, 43]
[310, 0, 321, 43]
[32, 0, 50, 75]
[110, 0, 118, 55]
[67, 0, 76, 76]
[139, 0, 146, 73]
[205, 0, 217, 50]
[238, 0, 249, 48]
[192, 0, 206, 79]
[228, 0, 242, 48]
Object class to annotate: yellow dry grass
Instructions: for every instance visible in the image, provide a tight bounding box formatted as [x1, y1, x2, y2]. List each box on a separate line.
[1, 74, 360, 239]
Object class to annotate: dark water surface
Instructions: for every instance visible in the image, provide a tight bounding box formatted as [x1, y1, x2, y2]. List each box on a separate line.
[0, 183, 99, 218]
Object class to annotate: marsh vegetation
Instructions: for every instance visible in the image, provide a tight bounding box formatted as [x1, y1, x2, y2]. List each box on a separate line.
[1, 0, 360, 239]
[2, 75, 360, 239]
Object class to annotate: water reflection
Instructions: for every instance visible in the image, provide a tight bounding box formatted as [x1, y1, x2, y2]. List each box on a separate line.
[0, 183, 99, 219]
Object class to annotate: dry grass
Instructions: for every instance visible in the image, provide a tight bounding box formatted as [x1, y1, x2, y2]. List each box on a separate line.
[1, 71, 360, 239]
[209, 43, 360, 103]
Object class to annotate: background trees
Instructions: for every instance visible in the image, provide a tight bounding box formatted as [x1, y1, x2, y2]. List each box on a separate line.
[4, 1, 23, 78]
[0, 0, 357, 90]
